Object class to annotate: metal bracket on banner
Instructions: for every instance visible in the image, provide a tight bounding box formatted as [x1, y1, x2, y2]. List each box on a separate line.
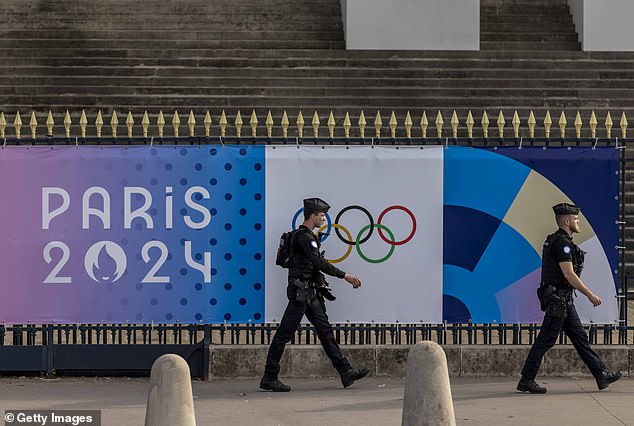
[150, 136, 154, 148]
[2, 138, 6, 148]
[75, 137, 79, 149]
[371, 137, 375, 148]
[518, 137, 523, 149]
[295, 137, 300, 149]
[219, 136, 224, 147]
[444, 137, 449, 149]
[616, 245, 626, 250]
[593, 138, 599, 150]
[616, 137, 626, 150]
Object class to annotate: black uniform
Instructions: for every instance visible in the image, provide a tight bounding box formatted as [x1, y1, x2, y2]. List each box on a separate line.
[520, 228, 605, 381]
[263, 225, 352, 381]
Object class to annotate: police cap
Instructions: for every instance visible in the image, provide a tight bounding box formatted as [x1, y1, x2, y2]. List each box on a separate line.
[303, 197, 330, 213]
[552, 202, 580, 216]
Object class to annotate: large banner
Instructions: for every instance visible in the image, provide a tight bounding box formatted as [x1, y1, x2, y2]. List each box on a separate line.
[0, 145, 619, 324]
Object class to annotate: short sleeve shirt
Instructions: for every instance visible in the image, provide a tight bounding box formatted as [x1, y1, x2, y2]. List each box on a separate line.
[550, 231, 573, 263]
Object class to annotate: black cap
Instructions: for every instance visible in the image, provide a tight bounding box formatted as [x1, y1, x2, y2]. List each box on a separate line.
[552, 202, 580, 216]
[303, 197, 330, 213]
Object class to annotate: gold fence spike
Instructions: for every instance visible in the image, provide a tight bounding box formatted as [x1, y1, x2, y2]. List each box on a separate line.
[435, 111, 444, 139]
[108, 110, 118, 138]
[528, 111, 536, 139]
[404, 111, 412, 139]
[558, 111, 567, 139]
[281, 110, 289, 139]
[605, 111, 613, 139]
[204, 110, 212, 137]
[46, 110, 54, 137]
[265, 110, 273, 138]
[63, 110, 72, 138]
[312, 111, 320, 139]
[481, 111, 489, 138]
[451, 110, 459, 138]
[389, 111, 397, 139]
[142, 111, 150, 138]
[620, 112, 628, 139]
[126, 111, 134, 139]
[95, 110, 103, 138]
[0, 112, 5, 138]
[374, 111, 382, 139]
[544, 110, 552, 139]
[297, 111, 304, 139]
[574, 111, 582, 139]
[79, 110, 87, 138]
[589, 111, 597, 139]
[219, 110, 227, 138]
[327, 111, 335, 139]
[497, 110, 505, 138]
[466, 111, 474, 138]
[343, 112, 351, 139]
[234, 110, 243, 139]
[157, 110, 165, 138]
[358, 110, 366, 139]
[188, 110, 196, 137]
[172, 110, 181, 138]
[14, 111, 22, 139]
[512, 110, 520, 138]
[421, 111, 428, 139]
[250, 110, 258, 138]
[30, 111, 38, 139]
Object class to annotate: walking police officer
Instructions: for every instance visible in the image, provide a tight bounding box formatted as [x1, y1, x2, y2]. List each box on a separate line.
[517, 203, 622, 393]
[260, 197, 369, 392]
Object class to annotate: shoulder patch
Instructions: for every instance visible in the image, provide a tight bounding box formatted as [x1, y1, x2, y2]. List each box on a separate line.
[310, 240, 318, 248]
[562, 245, 571, 254]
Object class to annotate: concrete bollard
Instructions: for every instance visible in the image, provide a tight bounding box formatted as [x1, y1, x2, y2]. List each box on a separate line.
[145, 354, 197, 426]
[402, 341, 456, 426]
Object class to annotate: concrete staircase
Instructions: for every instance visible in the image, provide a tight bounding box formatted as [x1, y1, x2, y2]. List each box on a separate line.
[1, 0, 634, 278]
[481, 0, 581, 51]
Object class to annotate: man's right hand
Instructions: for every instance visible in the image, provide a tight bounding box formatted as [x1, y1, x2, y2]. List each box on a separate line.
[344, 273, 361, 289]
[587, 293, 601, 307]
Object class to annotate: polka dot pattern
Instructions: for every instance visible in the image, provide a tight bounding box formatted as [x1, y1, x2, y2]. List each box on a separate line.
[89, 145, 264, 324]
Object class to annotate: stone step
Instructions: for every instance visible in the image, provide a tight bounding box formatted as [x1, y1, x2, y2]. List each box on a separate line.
[481, 41, 581, 51]
[481, 32, 579, 42]
[481, 0, 567, 5]
[3, 56, 634, 71]
[481, 5, 571, 15]
[480, 23, 577, 32]
[5, 76, 634, 90]
[4, 66, 634, 81]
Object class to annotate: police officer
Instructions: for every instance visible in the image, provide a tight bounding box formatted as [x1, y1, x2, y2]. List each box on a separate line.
[517, 203, 622, 393]
[260, 197, 369, 392]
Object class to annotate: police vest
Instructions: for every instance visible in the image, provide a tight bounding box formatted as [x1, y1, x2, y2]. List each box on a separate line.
[540, 232, 583, 288]
[288, 229, 318, 280]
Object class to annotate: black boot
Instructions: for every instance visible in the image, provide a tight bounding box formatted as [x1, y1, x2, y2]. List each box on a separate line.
[516, 378, 547, 394]
[340, 367, 369, 388]
[260, 377, 291, 392]
[596, 370, 622, 390]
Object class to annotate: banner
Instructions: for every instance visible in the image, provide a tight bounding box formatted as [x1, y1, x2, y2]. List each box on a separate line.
[0, 145, 619, 324]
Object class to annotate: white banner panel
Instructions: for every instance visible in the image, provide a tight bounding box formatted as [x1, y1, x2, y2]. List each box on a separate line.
[265, 146, 443, 323]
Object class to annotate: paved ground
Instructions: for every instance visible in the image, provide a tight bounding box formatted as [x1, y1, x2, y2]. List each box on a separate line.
[0, 375, 632, 426]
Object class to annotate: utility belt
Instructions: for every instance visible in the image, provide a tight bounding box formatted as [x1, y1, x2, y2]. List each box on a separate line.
[289, 275, 336, 304]
[537, 282, 572, 319]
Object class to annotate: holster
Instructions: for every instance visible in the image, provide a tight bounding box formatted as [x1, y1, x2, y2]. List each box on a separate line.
[290, 278, 316, 303]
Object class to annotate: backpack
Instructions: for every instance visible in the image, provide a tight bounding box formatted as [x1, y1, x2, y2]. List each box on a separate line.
[275, 228, 308, 268]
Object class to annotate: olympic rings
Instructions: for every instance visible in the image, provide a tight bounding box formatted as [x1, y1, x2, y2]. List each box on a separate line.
[356, 224, 396, 264]
[377, 205, 417, 245]
[335, 205, 374, 245]
[317, 223, 352, 264]
[289, 204, 416, 264]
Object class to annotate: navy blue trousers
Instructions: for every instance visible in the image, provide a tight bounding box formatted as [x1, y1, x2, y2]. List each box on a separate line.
[521, 303, 605, 380]
[263, 299, 351, 380]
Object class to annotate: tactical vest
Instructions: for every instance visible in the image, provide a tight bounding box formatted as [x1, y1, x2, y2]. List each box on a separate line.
[541, 231, 583, 288]
[288, 228, 318, 280]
